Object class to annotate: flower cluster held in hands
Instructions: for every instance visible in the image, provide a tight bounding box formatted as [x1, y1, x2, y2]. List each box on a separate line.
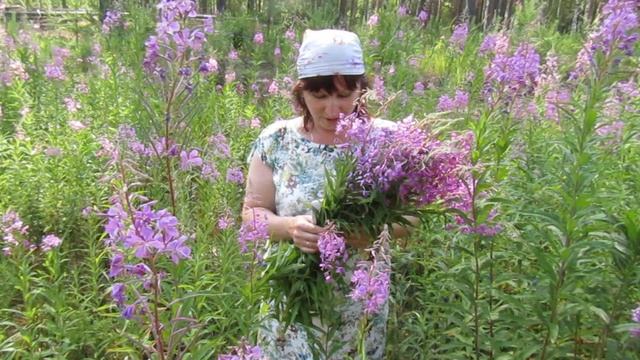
[313, 112, 474, 285]
[336, 113, 469, 207]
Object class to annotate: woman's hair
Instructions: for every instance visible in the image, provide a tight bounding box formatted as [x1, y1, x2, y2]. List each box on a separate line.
[292, 74, 370, 131]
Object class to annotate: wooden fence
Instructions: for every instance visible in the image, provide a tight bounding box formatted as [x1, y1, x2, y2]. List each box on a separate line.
[2, 0, 610, 32]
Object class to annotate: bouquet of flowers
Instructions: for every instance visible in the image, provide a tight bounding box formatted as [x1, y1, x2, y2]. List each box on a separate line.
[257, 109, 472, 353]
[313, 110, 471, 288]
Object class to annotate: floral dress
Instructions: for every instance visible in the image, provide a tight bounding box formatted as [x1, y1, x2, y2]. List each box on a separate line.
[247, 117, 394, 360]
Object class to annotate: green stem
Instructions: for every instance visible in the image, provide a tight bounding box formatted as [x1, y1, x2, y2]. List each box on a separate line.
[164, 118, 177, 216]
[540, 261, 565, 360]
[594, 272, 631, 358]
[573, 314, 580, 359]
[359, 316, 369, 360]
[150, 256, 166, 360]
[473, 235, 481, 360]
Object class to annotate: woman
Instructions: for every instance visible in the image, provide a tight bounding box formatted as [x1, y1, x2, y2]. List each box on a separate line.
[242, 29, 412, 359]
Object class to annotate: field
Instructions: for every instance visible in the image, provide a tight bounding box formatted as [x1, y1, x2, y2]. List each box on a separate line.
[0, 0, 639, 359]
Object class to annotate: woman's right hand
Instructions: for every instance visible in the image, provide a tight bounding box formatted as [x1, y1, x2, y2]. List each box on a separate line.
[287, 215, 325, 254]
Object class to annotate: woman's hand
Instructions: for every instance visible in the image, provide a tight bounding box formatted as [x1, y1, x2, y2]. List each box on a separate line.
[345, 228, 371, 249]
[287, 215, 325, 254]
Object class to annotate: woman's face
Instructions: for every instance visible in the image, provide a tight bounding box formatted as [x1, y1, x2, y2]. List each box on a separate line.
[302, 83, 361, 133]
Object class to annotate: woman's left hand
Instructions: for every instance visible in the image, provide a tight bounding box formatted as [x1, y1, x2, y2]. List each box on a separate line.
[345, 229, 370, 249]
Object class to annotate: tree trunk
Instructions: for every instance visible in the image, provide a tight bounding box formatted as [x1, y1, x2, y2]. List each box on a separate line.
[474, 0, 484, 26]
[467, 0, 478, 22]
[362, 0, 369, 22]
[216, 0, 226, 14]
[349, 0, 358, 28]
[451, 0, 463, 21]
[338, 0, 348, 26]
[198, 0, 209, 13]
[431, 0, 443, 22]
[485, 0, 496, 29]
[498, 0, 508, 19]
[586, 0, 599, 23]
[418, 0, 427, 12]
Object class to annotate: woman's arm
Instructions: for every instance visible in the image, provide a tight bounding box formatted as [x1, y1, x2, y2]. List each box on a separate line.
[391, 215, 420, 239]
[242, 155, 324, 253]
[345, 215, 420, 249]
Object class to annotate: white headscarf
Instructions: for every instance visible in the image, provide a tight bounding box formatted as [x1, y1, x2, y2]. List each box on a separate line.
[296, 29, 365, 79]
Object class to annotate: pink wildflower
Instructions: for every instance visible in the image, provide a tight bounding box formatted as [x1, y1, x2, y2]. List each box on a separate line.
[41, 234, 62, 252]
[318, 225, 348, 282]
[69, 120, 87, 131]
[417, 9, 429, 25]
[367, 14, 379, 27]
[253, 32, 264, 45]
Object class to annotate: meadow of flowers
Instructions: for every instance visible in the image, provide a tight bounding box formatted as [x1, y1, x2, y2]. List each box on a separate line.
[0, 0, 639, 358]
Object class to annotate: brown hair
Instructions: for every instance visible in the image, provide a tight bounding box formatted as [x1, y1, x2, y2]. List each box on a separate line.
[292, 74, 370, 131]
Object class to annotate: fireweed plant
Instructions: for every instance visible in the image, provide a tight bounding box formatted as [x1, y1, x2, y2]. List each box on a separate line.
[533, 1, 640, 358]
[101, 124, 198, 359]
[141, 0, 217, 214]
[99, 0, 237, 358]
[1, 210, 63, 318]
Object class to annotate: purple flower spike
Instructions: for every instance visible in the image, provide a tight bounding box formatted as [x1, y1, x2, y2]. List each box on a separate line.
[122, 303, 136, 319]
[417, 9, 429, 25]
[571, 0, 638, 80]
[318, 225, 348, 282]
[349, 227, 391, 315]
[238, 214, 269, 255]
[112, 283, 126, 305]
[180, 149, 203, 170]
[1, 210, 31, 253]
[202, 163, 221, 182]
[218, 338, 264, 359]
[102, 10, 123, 33]
[253, 32, 264, 45]
[103, 197, 191, 265]
[449, 23, 469, 51]
[209, 133, 231, 158]
[200, 58, 219, 75]
[631, 306, 640, 337]
[397, 5, 408, 17]
[367, 14, 379, 27]
[109, 252, 125, 277]
[285, 28, 296, 41]
[226, 167, 244, 185]
[203, 16, 214, 34]
[41, 234, 62, 252]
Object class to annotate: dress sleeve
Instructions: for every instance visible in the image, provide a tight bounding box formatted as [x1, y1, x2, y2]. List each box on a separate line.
[246, 121, 285, 169]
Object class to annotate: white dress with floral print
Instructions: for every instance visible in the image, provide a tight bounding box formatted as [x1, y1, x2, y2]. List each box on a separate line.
[248, 117, 394, 360]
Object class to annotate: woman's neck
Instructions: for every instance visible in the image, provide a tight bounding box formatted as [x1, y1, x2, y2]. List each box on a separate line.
[298, 118, 343, 145]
